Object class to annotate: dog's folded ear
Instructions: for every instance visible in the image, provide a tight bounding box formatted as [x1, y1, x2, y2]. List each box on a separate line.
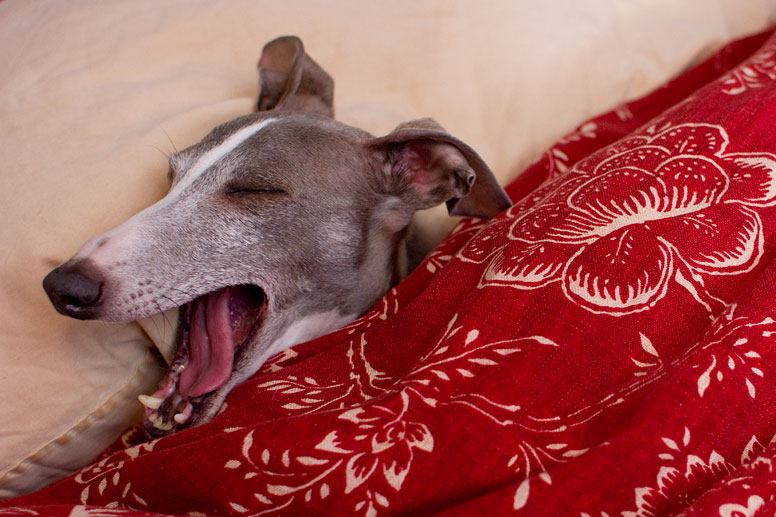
[365, 118, 512, 219]
[257, 36, 334, 117]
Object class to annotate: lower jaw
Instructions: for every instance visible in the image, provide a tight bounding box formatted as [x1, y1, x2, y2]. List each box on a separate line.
[140, 285, 267, 435]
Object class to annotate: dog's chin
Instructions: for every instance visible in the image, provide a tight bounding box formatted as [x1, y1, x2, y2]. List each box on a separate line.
[140, 284, 267, 436]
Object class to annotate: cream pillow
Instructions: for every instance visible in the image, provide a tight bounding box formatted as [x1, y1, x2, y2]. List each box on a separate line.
[1, 0, 774, 497]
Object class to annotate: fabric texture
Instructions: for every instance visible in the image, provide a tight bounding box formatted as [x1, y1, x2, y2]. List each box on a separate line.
[4, 25, 776, 517]
[5, 0, 776, 498]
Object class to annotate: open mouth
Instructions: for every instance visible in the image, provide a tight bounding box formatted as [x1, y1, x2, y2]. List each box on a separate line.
[139, 285, 267, 435]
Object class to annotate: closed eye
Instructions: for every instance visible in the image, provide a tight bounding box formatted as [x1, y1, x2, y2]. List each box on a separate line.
[224, 186, 288, 197]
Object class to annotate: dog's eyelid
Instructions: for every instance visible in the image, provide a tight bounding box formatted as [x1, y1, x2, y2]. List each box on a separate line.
[224, 184, 289, 197]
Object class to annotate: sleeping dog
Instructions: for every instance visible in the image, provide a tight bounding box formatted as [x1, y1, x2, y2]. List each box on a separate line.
[42, 36, 511, 436]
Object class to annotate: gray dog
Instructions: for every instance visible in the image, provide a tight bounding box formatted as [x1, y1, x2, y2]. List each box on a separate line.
[43, 36, 511, 435]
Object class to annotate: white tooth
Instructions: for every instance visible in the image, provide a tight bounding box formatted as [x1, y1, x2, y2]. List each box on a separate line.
[149, 413, 173, 431]
[138, 394, 163, 410]
[174, 413, 187, 425]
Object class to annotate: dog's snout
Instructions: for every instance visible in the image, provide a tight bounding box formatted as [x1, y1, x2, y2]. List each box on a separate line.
[43, 262, 105, 319]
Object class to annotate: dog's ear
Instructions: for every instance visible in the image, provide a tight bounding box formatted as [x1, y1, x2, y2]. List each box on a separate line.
[365, 118, 511, 219]
[257, 36, 334, 117]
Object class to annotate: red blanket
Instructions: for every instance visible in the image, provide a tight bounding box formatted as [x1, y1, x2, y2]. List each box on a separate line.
[4, 28, 776, 516]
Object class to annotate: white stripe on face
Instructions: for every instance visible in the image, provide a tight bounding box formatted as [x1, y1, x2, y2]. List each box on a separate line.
[169, 117, 277, 197]
[75, 118, 277, 264]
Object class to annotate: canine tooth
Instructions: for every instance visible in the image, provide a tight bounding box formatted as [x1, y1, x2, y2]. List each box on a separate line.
[173, 413, 187, 425]
[138, 394, 163, 410]
[148, 413, 173, 431]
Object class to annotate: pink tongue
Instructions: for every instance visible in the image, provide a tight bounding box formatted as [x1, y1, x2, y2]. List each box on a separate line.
[178, 288, 235, 398]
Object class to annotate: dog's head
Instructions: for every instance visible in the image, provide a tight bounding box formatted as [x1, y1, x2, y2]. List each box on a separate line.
[43, 36, 511, 435]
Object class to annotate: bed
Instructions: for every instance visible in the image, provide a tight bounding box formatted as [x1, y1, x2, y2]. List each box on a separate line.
[2, 0, 776, 514]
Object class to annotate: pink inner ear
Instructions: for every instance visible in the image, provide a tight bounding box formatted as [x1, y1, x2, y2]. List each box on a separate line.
[399, 142, 447, 196]
[402, 143, 430, 171]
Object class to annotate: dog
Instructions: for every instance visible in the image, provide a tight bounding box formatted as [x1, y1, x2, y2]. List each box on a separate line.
[42, 36, 511, 436]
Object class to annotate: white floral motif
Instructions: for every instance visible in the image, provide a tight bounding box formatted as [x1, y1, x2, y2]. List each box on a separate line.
[709, 435, 776, 517]
[629, 304, 776, 401]
[721, 37, 776, 95]
[253, 290, 401, 415]
[67, 508, 140, 516]
[460, 123, 776, 315]
[342, 288, 400, 335]
[718, 496, 765, 517]
[623, 427, 731, 517]
[541, 122, 599, 180]
[621, 430, 776, 517]
[331, 391, 434, 495]
[255, 332, 389, 415]
[692, 305, 776, 400]
[70, 440, 156, 509]
[223, 390, 432, 517]
[631, 333, 664, 377]
[257, 348, 299, 375]
[425, 218, 488, 274]
[616, 105, 635, 121]
[558, 121, 599, 145]
[255, 375, 347, 413]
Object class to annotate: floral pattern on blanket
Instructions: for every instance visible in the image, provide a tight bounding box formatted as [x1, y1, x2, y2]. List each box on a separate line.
[4, 26, 776, 517]
[459, 122, 776, 315]
[721, 34, 776, 95]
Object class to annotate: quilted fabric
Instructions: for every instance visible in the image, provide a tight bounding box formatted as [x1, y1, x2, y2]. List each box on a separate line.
[4, 27, 776, 517]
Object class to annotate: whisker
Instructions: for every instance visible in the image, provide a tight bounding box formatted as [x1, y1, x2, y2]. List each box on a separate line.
[169, 286, 196, 301]
[162, 128, 179, 154]
[148, 144, 171, 160]
[159, 302, 175, 333]
[158, 294, 180, 332]
[150, 301, 163, 336]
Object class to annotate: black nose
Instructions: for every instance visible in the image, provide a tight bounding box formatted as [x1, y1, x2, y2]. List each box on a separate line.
[43, 262, 104, 319]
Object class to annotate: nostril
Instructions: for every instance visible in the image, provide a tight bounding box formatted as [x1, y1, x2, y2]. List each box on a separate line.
[43, 263, 105, 317]
[62, 275, 102, 306]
